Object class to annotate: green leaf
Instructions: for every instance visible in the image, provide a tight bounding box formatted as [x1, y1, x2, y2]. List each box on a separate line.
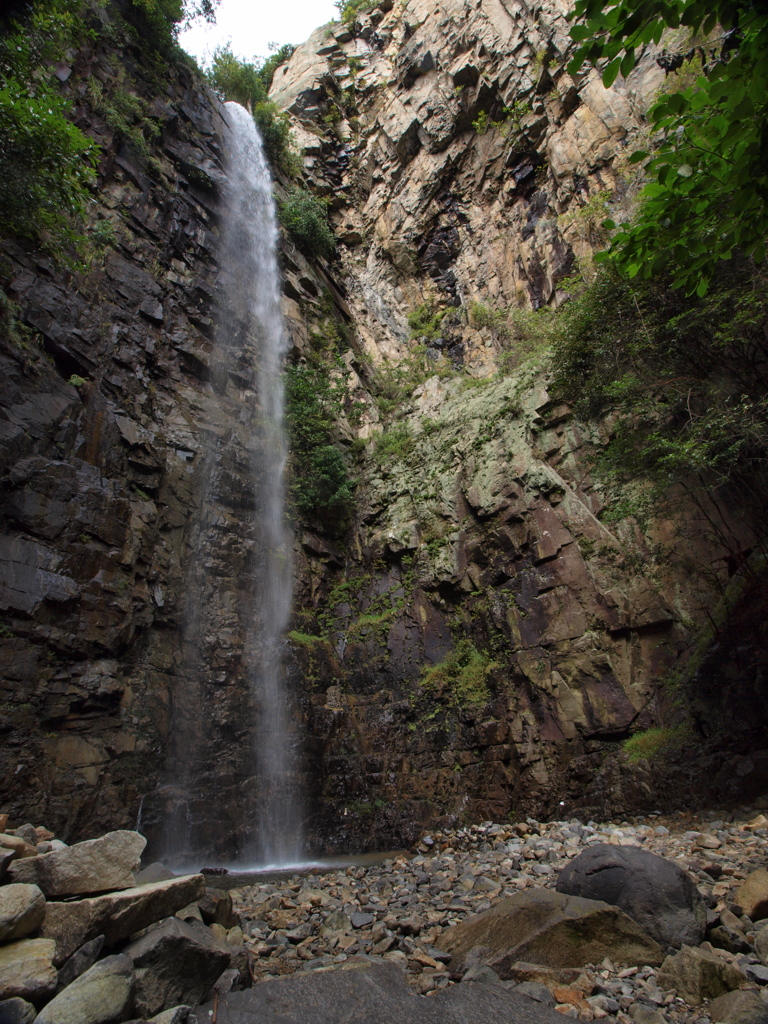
[602, 57, 621, 88]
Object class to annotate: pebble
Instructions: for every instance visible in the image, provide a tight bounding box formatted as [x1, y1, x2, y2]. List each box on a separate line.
[233, 808, 768, 1024]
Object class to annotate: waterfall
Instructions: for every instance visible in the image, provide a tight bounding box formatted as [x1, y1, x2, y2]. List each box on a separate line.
[221, 102, 303, 867]
[154, 102, 302, 868]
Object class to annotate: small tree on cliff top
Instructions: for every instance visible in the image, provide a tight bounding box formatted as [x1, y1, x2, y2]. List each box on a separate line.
[569, 0, 768, 294]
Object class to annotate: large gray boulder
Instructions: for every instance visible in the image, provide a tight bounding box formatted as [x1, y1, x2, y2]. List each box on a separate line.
[41, 874, 205, 965]
[435, 888, 663, 977]
[0, 938, 57, 1006]
[0, 885, 45, 942]
[8, 830, 145, 898]
[556, 844, 706, 949]
[35, 954, 135, 1024]
[125, 916, 231, 1018]
[198, 959, 568, 1023]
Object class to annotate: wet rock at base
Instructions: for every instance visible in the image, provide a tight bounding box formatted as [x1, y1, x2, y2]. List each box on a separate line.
[0, 997, 37, 1023]
[656, 944, 747, 1004]
[198, 959, 568, 1023]
[8, 831, 146, 898]
[435, 888, 663, 976]
[124, 916, 231, 1018]
[707, 988, 768, 1024]
[40, 874, 205, 964]
[0, 885, 46, 943]
[0, 938, 57, 1005]
[555, 843, 706, 948]
[34, 954, 135, 1024]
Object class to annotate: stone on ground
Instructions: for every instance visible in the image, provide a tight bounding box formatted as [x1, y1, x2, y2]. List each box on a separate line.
[735, 869, 768, 922]
[40, 873, 205, 964]
[0, 997, 37, 1023]
[0, 884, 46, 942]
[707, 988, 768, 1024]
[8, 830, 145, 897]
[555, 843, 706, 949]
[135, 863, 174, 885]
[655, 944, 747, 1004]
[124, 915, 231, 1018]
[435, 889, 663, 976]
[198, 888, 236, 928]
[755, 925, 768, 965]
[0, 938, 57, 1005]
[148, 1008, 193, 1023]
[56, 935, 105, 991]
[198, 959, 568, 1023]
[34, 954, 135, 1024]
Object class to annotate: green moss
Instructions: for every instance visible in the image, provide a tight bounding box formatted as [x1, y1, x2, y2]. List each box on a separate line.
[420, 638, 496, 709]
[373, 423, 415, 464]
[623, 725, 689, 763]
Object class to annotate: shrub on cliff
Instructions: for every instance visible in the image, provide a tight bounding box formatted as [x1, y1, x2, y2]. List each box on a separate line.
[569, 0, 768, 295]
[0, 0, 95, 256]
[206, 45, 297, 173]
[278, 189, 335, 260]
[285, 363, 354, 533]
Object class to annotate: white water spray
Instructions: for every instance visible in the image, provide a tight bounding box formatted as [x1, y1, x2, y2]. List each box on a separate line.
[222, 102, 302, 865]
[156, 102, 302, 867]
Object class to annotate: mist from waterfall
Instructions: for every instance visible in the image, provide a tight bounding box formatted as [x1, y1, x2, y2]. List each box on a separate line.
[156, 101, 303, 868]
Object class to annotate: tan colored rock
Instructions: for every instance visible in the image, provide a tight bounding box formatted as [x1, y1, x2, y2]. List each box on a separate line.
[0, 835, 37, 859]
[0, 884, 46, 942]
[435, 889, 663, 976]
[0, 938, 57, 1005]
[656, 945, 747, 1005]
[40, 873, 205, 965]
[735, 869, 768, 922]
[8, 829, 145, 897]
[0, 814, 8, 832]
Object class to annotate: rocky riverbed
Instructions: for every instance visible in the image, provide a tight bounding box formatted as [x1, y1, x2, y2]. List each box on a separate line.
[1, 806, 768, 1023]
[226, 807, 768, 1023]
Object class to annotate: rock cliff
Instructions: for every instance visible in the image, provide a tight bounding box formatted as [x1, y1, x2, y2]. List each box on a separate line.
[0, 0, 764, 858]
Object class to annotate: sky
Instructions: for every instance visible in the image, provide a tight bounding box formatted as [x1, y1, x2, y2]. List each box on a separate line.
[180, 0, 341, 68]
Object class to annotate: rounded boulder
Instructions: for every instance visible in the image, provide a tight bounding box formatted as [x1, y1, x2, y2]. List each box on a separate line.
[555, 843, 706, 950]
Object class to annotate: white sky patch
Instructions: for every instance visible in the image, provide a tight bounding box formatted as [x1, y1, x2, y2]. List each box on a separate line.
[180, 0, 340, 67]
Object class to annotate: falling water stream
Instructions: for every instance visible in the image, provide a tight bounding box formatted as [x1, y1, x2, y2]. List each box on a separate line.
[156, 102, 302, 868]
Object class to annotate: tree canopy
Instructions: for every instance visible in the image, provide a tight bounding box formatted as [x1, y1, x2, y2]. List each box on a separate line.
[568, 0, 768, 294]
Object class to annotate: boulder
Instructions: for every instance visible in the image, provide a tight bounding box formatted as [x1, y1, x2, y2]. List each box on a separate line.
[135, 863, 174, 886]
[755, 925, 768, 965]
[735, 870, 768, 923]
[435, 889, 663, 976]
[0, 884, 46, 942]
[0, 837, 36, 860]
[35, 954, 135, 1024]
[0, 851, 16, 884]
[707, 989, 768, 1024]
[124, 916, 231, 1018]
[656, 945, 747, 1004]
[8, 830, 145, 897]
[56, 935, 105, 991]
[198, 888, 237, 928]
[41, 874, 205, 965]
[198, 959, 569, 1023]
[556, 843, 706, 949]
[0, 938, 57, 1005]
[0, 997, 36, 1024]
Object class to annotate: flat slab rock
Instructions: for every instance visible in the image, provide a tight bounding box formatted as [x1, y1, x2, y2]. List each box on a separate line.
[435, 888, 663, 976]
[198, 960, 567, 1024]
[0, 884, 46, 943]
[8, 830, 145, 898]
[41, 873, 205, 965]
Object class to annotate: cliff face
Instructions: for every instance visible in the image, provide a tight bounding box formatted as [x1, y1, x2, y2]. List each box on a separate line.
[269, 0, 765, 851]
[0, 0, 764, 857]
